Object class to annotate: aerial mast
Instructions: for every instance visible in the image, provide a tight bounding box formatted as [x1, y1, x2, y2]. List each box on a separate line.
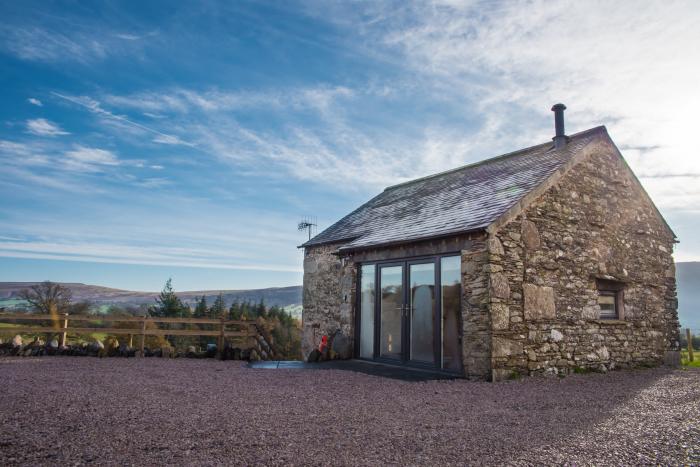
[297, 216, 317, 241]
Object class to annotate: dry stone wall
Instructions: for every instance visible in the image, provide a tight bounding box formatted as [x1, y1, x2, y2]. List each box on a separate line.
[301, 243, 355, 360]
[490, 143, 679, 380]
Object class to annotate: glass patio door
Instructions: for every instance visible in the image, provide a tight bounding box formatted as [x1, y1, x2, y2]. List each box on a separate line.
[408, 262, 435, 363]
[379, 264, 403, 360]
[359, 255, 460, 372]
[377, 261, 436, 363]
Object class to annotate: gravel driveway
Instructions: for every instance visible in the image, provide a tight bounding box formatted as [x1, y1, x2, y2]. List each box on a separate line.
[0, 357, 698, 466]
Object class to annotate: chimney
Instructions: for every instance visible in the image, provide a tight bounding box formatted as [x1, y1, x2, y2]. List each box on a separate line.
[551, 103, 568, 149]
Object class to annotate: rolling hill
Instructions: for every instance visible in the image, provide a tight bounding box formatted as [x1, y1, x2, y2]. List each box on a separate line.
[0, 282, 302, 317]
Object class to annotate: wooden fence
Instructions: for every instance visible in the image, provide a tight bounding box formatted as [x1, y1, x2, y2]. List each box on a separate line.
[0, 313, 258, 357]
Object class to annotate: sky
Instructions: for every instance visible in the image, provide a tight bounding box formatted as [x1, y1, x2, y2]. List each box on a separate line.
[1, 0, 699, 292]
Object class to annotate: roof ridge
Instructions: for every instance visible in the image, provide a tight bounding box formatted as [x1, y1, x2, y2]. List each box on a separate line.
[384, 125, 607, 191]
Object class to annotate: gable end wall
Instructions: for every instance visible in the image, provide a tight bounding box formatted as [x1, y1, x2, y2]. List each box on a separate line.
[488, 142, 679, 380]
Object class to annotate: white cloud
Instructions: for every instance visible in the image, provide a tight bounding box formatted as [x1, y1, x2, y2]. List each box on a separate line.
[0, 242, 302, 273]
[135, 177, 169, 189]
[27, 97, 43, 106]
[0, 26, 107, 63]
[344, 0, 700, 211]
[103, 85, 354, 114]
[53, 92, 195, 147]
[152, 134, 194, 146]
[114, 30, 158, 41]
[25, 118, 69, 136]
[63, 146, 120, 172]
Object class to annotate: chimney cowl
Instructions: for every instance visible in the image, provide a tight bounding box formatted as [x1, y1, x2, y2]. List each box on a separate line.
[551, 103, 569, 149]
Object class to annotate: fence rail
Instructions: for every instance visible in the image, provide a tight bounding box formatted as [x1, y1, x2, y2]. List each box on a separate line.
[0, 313, 257, 357]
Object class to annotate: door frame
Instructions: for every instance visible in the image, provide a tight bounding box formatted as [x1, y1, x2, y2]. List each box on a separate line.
[374, 261, 405, 363]
[354, 251, 462, 372]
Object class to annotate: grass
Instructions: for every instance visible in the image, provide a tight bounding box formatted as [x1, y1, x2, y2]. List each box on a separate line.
[0, 298, 30, 310]
[681, 349, 700, 368]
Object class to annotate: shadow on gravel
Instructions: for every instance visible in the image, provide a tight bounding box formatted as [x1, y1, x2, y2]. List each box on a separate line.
[247, 359, 460, 381]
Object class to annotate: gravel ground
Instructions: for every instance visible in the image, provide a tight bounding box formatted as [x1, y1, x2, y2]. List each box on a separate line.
[0, 358, 698, 466]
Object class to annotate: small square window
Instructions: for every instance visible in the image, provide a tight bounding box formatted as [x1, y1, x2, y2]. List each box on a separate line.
[596, 279, 624, 320]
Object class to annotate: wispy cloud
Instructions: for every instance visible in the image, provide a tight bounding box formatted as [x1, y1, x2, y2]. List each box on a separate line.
[27, 97, 43, 107]
[152, 134, 193, 146]
[0, 139, 161, 193]
[52, 92, 195, 147]
[0, 240, 302, 273]
[97, 84, 448, 190]
[26, 118, 69, 136]
[135, 177, 169, 189]
[307, 0, 700, 209]
[64, 146, 120, 172]
[113, 30, 158, 41]
[0, 26, 107, 63]
[102, 85, 355, 114]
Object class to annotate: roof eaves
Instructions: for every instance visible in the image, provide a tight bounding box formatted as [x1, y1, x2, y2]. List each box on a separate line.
[297, 235, 362, 249]
[336, 226, 489, 254]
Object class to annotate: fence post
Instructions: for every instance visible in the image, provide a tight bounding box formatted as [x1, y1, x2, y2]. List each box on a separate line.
[217, 317, 225, 359]
[248, 321, 256, 350]
[60, 313, 69, 347]
[688, 328, 694, 362]
[140, 318, 146, 357]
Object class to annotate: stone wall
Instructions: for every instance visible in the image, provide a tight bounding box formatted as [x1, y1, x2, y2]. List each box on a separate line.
[489, 142, 679, 380]
[301, 243, 355, 360]
[461, 236, 491, 379]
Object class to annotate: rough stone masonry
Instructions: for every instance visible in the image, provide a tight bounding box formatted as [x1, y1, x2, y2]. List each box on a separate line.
[486, 137, 679, 380]
[301, 129, 679, 381]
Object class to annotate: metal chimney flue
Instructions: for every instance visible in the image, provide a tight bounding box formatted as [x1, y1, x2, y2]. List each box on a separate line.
[551, 103, 568, 149]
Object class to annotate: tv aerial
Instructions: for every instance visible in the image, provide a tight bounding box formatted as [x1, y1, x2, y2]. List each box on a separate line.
[298, 216, 317, 241]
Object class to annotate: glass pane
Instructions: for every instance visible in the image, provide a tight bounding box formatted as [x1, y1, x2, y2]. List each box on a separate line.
[410, 263, 435, 363]
[359, 265, 375, 359]
[598, 293, 617, 318]
[441, 256, 462, 371]
[380, 266, 403, 359]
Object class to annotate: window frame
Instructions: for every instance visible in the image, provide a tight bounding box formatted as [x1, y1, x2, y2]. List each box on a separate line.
[353, 252, 463, 373]
[596, 279, 625, 320]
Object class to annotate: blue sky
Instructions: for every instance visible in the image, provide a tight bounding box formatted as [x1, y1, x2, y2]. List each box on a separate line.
[1, 1, 699, 292]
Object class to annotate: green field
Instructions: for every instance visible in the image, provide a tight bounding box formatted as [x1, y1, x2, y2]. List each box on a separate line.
[0, 298, 29, 310]
[0, 322, 108, 345]
[681, 350, 700, 368]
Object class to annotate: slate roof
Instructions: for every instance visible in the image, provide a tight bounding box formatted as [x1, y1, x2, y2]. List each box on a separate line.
[301, 126, 608, 251]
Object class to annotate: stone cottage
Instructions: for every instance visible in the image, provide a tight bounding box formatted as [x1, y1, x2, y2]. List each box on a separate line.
[300, 104, 680, 380]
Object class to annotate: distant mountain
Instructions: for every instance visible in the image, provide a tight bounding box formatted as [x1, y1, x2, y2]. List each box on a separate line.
[1, 262, 697, 328]
[677, 262, 700, 331]
[0, 282, 302, 315]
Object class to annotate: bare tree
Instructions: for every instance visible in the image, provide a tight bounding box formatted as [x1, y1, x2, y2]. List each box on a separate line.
[19, 281, 73, 317]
